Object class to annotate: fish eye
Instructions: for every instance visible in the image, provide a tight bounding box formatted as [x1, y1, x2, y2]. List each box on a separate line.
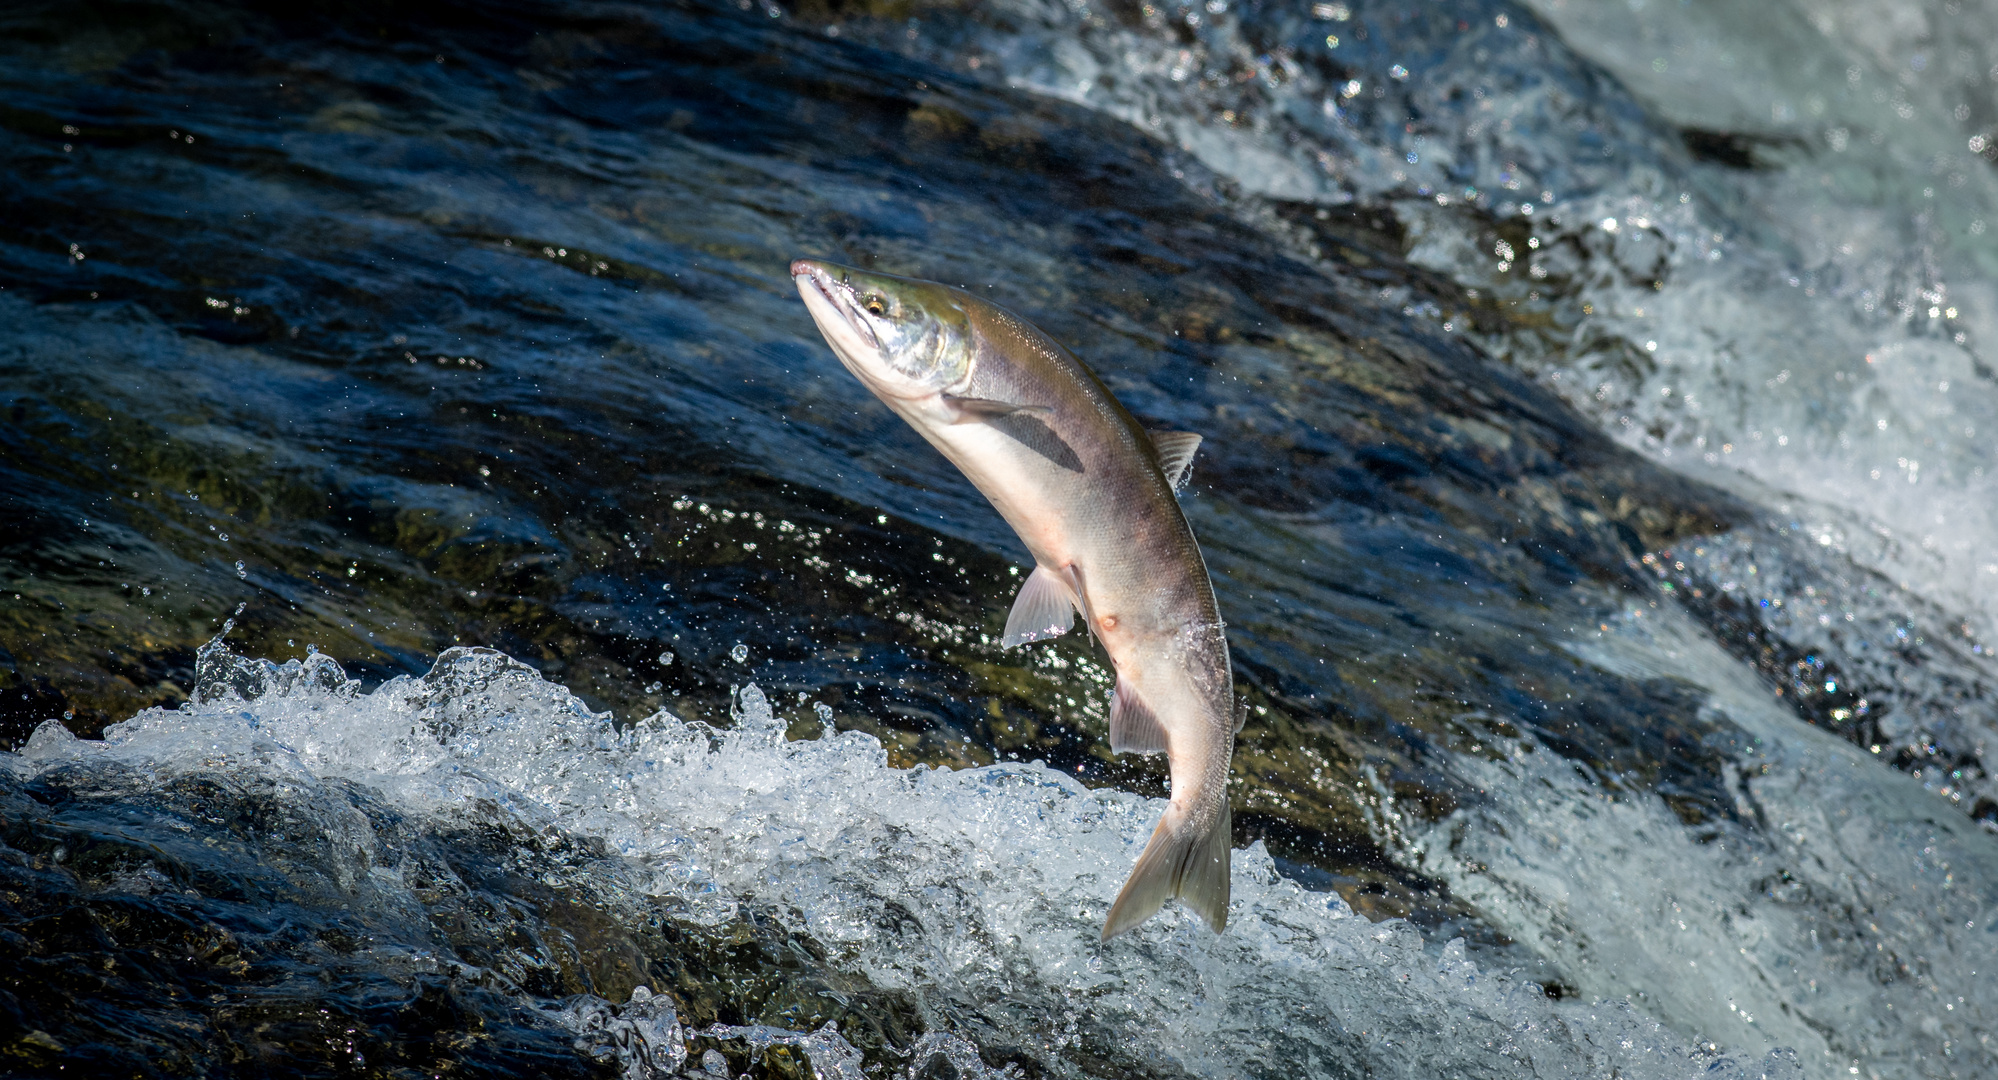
[860, 294, 888, 316]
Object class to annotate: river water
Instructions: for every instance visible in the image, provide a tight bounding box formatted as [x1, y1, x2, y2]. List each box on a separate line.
[2, 1, 1995, 1077]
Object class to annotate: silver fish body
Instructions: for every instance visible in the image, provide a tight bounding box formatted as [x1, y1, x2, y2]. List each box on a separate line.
[790, 258, 1236, 939]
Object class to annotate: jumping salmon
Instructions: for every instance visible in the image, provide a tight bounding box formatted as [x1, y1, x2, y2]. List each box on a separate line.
[790, 258, 1237, 939]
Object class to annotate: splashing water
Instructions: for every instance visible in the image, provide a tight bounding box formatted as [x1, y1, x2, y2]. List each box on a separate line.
[7, 639, 1804, 1079]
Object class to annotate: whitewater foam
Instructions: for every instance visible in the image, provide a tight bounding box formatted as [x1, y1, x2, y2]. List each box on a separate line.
[1412, 599, 1998, 1071]
[6, 639, 1802, 1079]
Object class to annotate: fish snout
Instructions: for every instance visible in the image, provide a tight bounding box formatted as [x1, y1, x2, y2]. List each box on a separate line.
[790, 259, 848, 314]
[790, 258, 840, 293]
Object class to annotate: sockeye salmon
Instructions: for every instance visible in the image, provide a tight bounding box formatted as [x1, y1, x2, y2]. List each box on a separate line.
[790, 258, 1238, 939]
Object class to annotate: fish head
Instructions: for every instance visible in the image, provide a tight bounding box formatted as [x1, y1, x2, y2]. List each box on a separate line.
[791, 259, 974, 401]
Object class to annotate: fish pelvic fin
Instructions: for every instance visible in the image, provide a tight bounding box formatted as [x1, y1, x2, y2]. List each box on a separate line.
[1057, 563, 1101, 646]
[1147, 430, 1202, 492]
[1108, 674, 1168, 754]
[1002, 565, 1076, 648]
[1101, 799, 1233, 940]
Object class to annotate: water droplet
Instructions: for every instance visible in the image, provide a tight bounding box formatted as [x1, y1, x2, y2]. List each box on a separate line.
[730, 643, 749, 664]
[234, 560, 247, 579]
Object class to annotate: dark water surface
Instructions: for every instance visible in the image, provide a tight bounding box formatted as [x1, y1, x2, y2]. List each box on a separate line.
[2, 0, 1734, 886]
[4, 1, 1997, 1078]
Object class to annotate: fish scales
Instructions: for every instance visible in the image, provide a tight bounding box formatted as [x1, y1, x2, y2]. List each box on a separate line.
[790, 258, 1237, 939]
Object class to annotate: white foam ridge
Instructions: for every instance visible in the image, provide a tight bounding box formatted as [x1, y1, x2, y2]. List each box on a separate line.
[5, 639, 1801, 1080]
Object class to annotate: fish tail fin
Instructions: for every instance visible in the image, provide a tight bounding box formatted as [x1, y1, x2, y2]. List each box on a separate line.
[1101, 800, 1232, 940]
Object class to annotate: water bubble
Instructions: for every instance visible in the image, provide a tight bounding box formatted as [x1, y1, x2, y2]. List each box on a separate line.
[730, 643, 749, 664]
[658, 651, 675, 666]
[235, 560, 247, 579]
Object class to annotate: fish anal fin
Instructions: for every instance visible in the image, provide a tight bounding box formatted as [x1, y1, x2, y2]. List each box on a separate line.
[946, 395, 1051, 424]
[1001, 566, 1075, 648]
[1147, 430, 1203, 491]
[1108, 675, 1168, 755]
[1101, 801, 1233, 940]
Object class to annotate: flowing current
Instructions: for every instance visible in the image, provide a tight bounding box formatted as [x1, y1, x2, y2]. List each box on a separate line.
[2, 1, 1996, 1077]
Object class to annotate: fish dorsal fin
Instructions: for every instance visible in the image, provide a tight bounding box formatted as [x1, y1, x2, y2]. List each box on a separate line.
[1001, 565, 1076, 647]
[1108, 674, 1168, 755]
[1148, 430, 1202, 491]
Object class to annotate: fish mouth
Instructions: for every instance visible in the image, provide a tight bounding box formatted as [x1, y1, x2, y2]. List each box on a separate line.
[790, 259, 880, 351]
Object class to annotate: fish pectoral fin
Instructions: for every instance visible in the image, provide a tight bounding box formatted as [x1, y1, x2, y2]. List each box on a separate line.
[944, 395, 1051, 424]
[1108, 675, 1168, 755]
[1147, 430, 1203, 492]
[1000, 565, 1076, 648]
